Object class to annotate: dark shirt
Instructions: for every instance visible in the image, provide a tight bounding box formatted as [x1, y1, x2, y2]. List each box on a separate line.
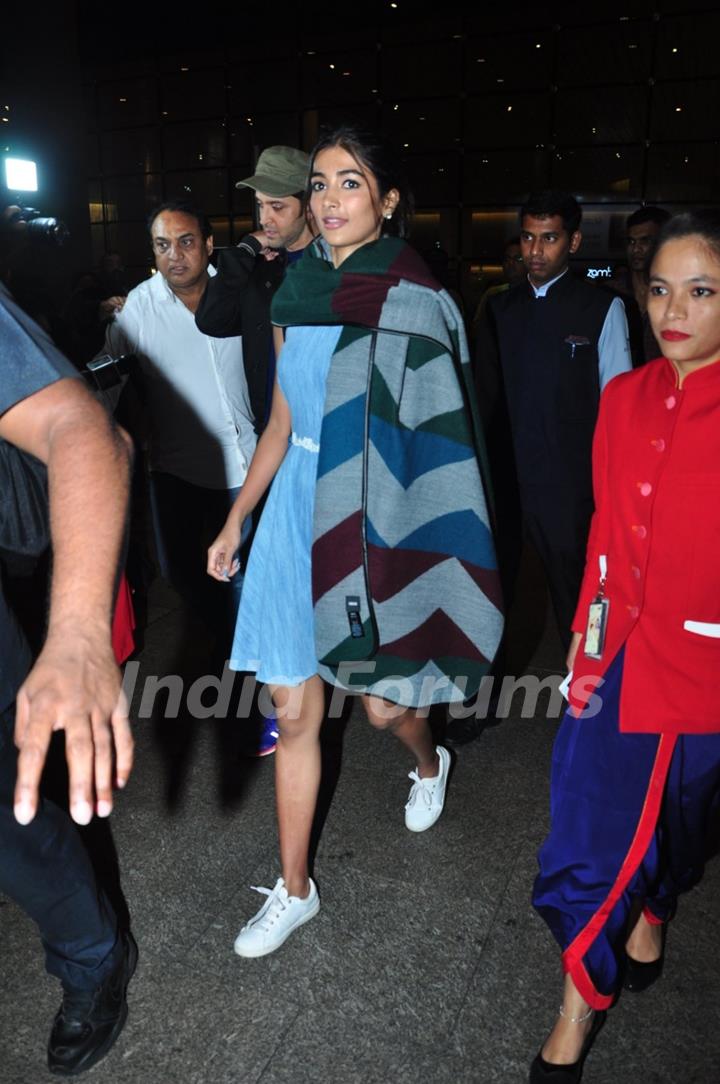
[195, 237, 296, 432]
[0, 282, 76, 710]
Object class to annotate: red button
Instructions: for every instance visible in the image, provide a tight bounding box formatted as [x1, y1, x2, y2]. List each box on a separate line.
[632, 525, 648, 539]
[627, 605, 640, 619]
[638, 482, 652, 497]
[631, 565, 641, 579]
[665, 395, 677, 410]
[651, 438, 666, 452]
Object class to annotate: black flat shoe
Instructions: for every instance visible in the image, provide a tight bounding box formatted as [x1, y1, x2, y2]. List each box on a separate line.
[529, 1010, 606, 1083]
[623, 925, 666, 993]
[623, 952, 664, 992]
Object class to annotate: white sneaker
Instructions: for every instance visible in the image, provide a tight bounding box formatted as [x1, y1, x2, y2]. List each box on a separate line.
[233, 877, 319, 958]
[404, 745, 451, 832]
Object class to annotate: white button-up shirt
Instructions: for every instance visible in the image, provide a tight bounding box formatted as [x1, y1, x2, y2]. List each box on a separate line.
[101, 266, 255, 489]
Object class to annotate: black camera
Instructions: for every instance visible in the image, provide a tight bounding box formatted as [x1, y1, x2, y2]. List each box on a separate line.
[6, 205, 69, 245]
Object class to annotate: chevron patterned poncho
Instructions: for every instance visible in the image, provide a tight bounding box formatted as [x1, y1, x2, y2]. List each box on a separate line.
[272, 236, 504, 706]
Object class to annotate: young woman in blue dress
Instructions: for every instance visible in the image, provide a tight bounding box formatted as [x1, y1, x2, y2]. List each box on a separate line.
[206, 130, 463, 958]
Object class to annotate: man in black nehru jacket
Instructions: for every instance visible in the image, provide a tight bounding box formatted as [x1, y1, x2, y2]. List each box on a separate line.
[493, 190, 632, 652]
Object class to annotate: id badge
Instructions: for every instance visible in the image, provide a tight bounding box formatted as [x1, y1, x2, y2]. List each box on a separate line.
[584, 596, 610, 660]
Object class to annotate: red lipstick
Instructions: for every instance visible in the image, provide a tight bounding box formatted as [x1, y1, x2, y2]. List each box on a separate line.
[661, 330, 691, 342]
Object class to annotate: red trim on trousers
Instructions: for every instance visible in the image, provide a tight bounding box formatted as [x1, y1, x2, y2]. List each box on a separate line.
[561, 733, 677, 1009]
[642, 904, 664, 926]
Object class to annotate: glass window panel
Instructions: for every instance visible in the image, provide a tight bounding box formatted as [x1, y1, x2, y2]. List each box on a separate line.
[232, 184, 256, 216]
[162, 121, 227, 170]
[300, 30, 377, 52]
[105, 222, 153, 265]
[228, 65, 301, 114]
[160, 70, 227, 120]
[164, 170, 229, 215]
[98, 78, 158, 127]
[466, 32, 553, 92]
[301, 51, 378, 107]
[85, 133, 101, 176]
[381, 42, 462, 98]
[250, 113, 301, 150]
[381, 14, 464, 44]
[228, 35, 297, 65]
[463, 149, 551, 204]
[410, 210, 459, 259]
[462, 210, 521, 262]
[90, 224, 106, 266]
[405, 153, 459, 206]
[160, 51, 227, 74]
[556, 21, 653, 84]
[209, 217, 231, 248]
[551, 146, 643, 201]
[103, 174, 163, 221]
[553, 0, 655, 26]
[228, 120, 254, 165]
[650, 80, 719, 142]
[645, 143, 720, 202]
[101, 128, 161, 174]
[382, 100, 460, 152]
[82, 83, 97, 130]
[311, 105, 377, 137]
[88, 180, 103, 225]
[465, 11, 552, 34]
[231, 215, 254, 242]
[465, 93, 551, 150]
[554, 86, 647, 145]
[655, 13, 720, 79]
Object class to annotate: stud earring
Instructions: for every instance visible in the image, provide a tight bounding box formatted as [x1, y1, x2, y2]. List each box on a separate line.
[384, 211, 393, 220]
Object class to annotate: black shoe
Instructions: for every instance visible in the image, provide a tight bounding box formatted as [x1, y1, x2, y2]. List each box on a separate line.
[445, 716, 487, 746]
[529, 1010, 606, 1083]
[48, 930, 138, 1076]
[623, 928, 665, 993]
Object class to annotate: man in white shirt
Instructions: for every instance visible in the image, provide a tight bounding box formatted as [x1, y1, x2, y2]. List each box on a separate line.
[100, 202, 259, 691]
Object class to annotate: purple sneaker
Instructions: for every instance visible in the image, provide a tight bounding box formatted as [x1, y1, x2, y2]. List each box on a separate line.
[240, 713, 278, 758]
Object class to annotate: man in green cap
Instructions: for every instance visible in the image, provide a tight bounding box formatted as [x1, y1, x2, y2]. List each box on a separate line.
[195, 146, 313, 757]
[195, 146, 313, 435]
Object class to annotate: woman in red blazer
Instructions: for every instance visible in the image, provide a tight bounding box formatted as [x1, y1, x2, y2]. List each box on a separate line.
[529, 210, 720, 1084]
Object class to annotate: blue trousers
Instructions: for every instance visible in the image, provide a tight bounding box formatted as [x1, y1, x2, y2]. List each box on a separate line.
[0, 707, 119, 991]
[533, 650, 720, 1008]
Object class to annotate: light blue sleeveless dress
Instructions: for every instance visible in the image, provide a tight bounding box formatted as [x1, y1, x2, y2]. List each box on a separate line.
[229, 323, 343, 685]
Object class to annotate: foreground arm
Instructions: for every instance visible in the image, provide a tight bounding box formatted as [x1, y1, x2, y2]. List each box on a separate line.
[1, 377, 133, 825]
[207, 361, 292, 580]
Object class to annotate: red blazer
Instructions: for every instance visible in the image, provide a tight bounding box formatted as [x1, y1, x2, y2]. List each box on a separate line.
[569, 354, 720, 734]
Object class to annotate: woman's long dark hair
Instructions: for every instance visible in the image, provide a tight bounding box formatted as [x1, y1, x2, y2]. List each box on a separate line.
[307, 125, 414, 239]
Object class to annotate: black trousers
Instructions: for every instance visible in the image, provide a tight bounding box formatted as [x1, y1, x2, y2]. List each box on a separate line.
[0, 707, 118, 990]
[520, 485, 594, 652]
[148, 471, 248, 652]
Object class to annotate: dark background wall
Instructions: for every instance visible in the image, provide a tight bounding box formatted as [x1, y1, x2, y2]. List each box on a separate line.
[2, 0, 719, 306]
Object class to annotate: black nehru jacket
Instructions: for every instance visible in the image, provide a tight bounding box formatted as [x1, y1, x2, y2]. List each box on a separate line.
[492, 272, 615, 499]
[196, 237, 286, 434]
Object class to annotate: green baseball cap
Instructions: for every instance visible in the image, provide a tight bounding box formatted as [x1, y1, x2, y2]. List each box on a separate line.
[236, 146, 310, 197]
